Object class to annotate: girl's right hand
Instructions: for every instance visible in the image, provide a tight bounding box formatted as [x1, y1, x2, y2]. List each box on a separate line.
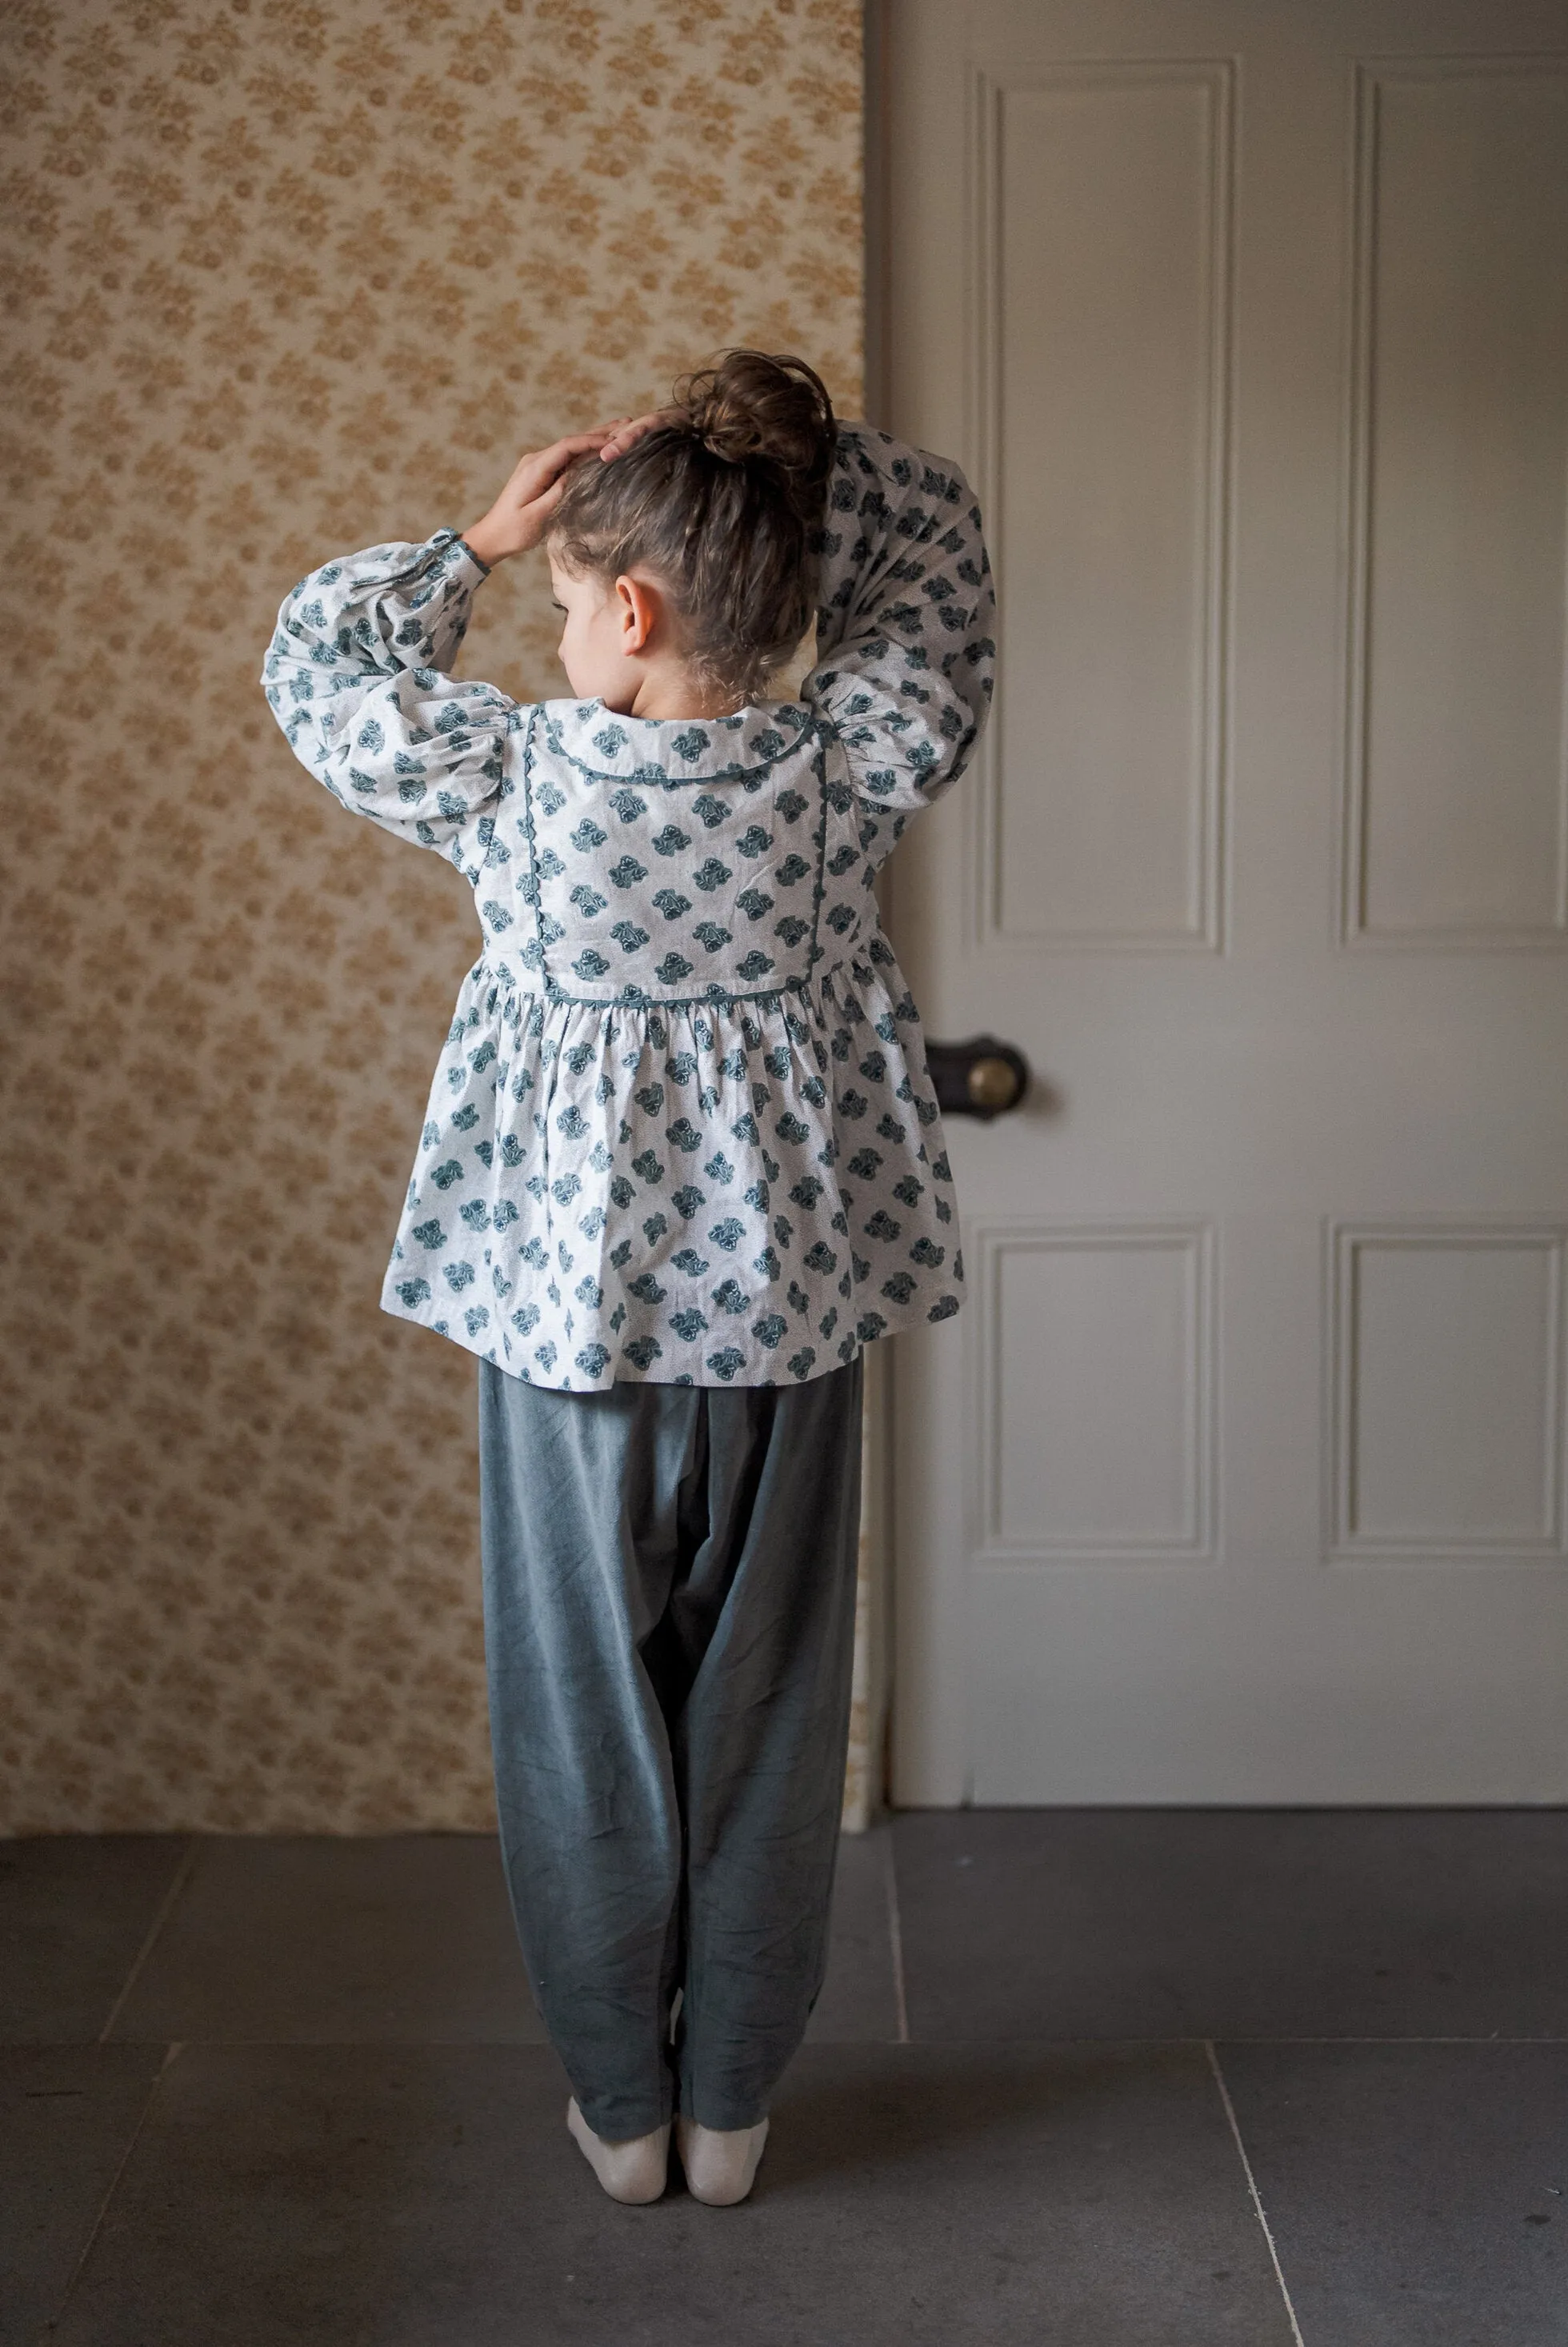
[462, 430, 615, 568]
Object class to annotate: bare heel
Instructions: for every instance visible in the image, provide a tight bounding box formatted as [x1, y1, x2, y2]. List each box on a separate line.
[566, 2096, 670, 2205]
[676, 2113, 770, 2205]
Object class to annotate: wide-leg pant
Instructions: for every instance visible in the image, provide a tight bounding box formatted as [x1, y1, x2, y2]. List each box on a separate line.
[477, 1356, 865, 2139]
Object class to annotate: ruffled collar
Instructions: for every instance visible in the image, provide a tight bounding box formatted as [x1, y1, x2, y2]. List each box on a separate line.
[534, 696, 818, 786]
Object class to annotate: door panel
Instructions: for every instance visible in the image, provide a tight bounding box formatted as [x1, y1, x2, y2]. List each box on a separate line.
[1347, 63, 1568, 941]
[887, 0, 1568, 1803]
[986, 62, 1232, 946]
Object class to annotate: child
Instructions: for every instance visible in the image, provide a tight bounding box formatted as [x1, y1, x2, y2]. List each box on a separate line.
[261, 351, 995, 2205]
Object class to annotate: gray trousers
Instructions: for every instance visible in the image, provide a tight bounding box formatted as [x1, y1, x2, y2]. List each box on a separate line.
[478, 1357, 865, 2138]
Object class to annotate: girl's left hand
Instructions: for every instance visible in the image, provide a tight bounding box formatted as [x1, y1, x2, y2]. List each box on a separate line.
[462, 430, 615, 568]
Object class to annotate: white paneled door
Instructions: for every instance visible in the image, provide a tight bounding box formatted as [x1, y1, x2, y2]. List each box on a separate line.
[885, 0, 1568, 1802]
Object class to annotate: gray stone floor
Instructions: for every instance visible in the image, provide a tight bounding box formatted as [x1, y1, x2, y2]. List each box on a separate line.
[3, 1812, 1565, 2344]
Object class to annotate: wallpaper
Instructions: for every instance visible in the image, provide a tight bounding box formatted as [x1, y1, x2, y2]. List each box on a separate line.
[0, 0, 867, 1833]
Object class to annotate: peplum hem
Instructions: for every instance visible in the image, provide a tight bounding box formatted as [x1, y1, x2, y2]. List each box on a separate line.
[379, 954, 963, 1390]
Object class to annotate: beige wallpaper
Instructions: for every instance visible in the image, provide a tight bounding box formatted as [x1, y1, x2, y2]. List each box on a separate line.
[0, 0, 865, 1834]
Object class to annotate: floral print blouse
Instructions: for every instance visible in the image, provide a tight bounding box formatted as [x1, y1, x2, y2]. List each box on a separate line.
[260, 424, 995, 1390]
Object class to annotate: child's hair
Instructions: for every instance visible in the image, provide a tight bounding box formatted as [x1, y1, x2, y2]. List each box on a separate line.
[547, 349, 838, 704]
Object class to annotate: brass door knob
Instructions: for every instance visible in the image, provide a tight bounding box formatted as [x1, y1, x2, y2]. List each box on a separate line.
[925, 1035, 1030, 1120]
[967, 1054, 1022, 1113]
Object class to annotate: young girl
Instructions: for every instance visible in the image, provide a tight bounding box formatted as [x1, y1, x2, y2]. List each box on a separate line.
[261, 351, 994, 2206]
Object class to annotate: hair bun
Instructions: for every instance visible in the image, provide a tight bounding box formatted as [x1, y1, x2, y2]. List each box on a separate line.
[549, 346, 839, 704]
[675, 350, 836, 499]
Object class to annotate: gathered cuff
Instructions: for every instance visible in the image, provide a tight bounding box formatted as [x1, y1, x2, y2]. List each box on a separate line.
[446, 529, 492, 580]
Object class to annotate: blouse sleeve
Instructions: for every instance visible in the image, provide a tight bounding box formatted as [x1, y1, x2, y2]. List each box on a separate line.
[802, 424, 996, 861]
[258, 526, 517, 878]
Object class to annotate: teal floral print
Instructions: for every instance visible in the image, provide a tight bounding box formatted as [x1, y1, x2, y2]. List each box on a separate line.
[260, 425, 995, 1390]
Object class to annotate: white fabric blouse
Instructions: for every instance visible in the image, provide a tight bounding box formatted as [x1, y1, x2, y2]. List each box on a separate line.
[260, 423, 995, 1389]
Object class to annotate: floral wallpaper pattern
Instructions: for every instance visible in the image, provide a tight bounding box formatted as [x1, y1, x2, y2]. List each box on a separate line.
[0, 0, 864, 1833]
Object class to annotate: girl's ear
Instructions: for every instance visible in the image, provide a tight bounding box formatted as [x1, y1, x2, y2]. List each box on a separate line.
[614, 572, 660, 655]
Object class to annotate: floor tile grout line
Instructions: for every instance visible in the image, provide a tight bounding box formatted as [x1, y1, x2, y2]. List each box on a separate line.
[47, 2042, 184, 2333]
[874, 2033, 1568, 2048]
[1202, 2033, 1568, 2045]
[815, 2033, 1568, 2049]
[97, 1840, 198, 2045]
[1205, 2039, 1307, 2347]
[881, 1826, 910, 2044]
[39, 2030, 1568, 2051]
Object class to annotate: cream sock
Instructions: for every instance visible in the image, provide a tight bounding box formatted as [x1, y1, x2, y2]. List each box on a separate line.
[676, 2113, 771, 2206]
[566, 2097, 670, 2205]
